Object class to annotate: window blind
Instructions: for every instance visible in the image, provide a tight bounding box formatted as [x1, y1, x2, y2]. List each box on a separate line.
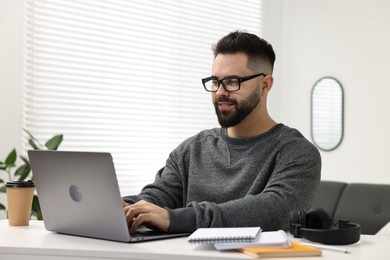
[23, 0, 264, 196]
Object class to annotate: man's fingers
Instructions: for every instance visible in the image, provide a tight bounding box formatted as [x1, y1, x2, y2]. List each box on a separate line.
[124, 202, 151, 225]
[122, 200, 170, 233]
[129, 213, 152, 233]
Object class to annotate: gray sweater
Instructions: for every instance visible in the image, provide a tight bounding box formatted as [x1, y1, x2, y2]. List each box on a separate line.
[123, 124, 321, 233]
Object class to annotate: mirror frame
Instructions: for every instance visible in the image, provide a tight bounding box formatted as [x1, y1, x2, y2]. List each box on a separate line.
[311, 76, 344, 151]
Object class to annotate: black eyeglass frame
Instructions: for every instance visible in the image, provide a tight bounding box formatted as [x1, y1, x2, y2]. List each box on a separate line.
[202, 73, 267, 92]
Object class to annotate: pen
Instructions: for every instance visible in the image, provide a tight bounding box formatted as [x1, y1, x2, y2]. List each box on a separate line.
[301, 243, 351, 254]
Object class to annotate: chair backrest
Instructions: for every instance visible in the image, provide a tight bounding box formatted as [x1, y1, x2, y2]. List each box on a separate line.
[312, 181, 390, 235]
[333, 183, 390, 235]
[311, 180, 347, 219]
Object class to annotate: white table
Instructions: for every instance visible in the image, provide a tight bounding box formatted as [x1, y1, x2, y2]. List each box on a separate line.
[0, 220, 389, 260]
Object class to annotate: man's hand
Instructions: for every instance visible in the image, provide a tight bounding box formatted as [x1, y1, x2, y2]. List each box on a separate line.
[122, 200, 170, 233]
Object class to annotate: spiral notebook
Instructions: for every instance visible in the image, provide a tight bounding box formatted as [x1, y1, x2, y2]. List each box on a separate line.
[187, 227, 261, 244]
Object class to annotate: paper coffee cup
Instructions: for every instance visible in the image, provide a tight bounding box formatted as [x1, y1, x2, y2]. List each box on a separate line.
[6, 180, 35, 226]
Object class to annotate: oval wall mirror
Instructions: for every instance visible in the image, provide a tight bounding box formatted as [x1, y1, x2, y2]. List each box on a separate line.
[311, 77, 344, 151]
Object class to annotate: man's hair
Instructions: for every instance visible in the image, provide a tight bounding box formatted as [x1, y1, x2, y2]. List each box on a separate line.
[212, 31, 276, 73]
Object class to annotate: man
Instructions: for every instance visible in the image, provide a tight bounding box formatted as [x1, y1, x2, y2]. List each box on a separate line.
[123, 31, 321, 234]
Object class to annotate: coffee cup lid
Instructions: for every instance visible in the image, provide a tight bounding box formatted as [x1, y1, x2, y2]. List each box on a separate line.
[6, 180, 35, 188]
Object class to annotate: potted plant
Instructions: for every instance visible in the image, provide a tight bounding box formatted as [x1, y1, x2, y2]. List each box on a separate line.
[0, 130, 63, 220]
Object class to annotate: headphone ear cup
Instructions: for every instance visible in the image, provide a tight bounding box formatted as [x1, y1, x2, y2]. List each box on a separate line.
[289, 210, 305, 226]
[289, 210, 306, 237]
[305, 208, 332, 229]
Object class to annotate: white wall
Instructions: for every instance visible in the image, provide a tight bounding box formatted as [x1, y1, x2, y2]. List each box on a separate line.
[0, 0, 23, 154]
[273, 0, 390, 184]
[0, 0, 23, 219]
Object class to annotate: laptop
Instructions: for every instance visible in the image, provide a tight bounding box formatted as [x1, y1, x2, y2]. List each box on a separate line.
[28, 150, 189, 242]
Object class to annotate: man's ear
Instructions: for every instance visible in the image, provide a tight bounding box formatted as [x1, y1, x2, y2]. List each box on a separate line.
[261, 75, 274, 96]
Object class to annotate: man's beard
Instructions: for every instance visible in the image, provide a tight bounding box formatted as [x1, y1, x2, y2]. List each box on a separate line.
[213, 88, 261, 128]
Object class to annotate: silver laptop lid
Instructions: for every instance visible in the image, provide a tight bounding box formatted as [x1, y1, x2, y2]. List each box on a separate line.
[28, 150, 131, 242]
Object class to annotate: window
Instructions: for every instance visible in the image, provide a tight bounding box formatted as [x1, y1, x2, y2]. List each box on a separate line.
[23, 0, 264, 195]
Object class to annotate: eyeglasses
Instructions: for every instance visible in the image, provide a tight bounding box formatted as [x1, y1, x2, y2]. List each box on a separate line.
[202, 73, 266, 92]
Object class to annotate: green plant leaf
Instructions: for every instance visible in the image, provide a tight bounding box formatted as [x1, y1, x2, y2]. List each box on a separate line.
[0, 203, 5, 210]
[31, 195, 43, 220]
[5, 149, 17, 166]
[15, 163, 31, 181]
[0, 185, 6, 193]
[29, 139, 39, 150]
[45, 134, 63, 150]
[24, 129, 42, 149]
[0, 178, 4, 184]
[20, 155, 29, 164]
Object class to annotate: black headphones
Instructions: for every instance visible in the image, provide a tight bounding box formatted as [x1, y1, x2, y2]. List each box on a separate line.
[289, 208, 361, 245]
